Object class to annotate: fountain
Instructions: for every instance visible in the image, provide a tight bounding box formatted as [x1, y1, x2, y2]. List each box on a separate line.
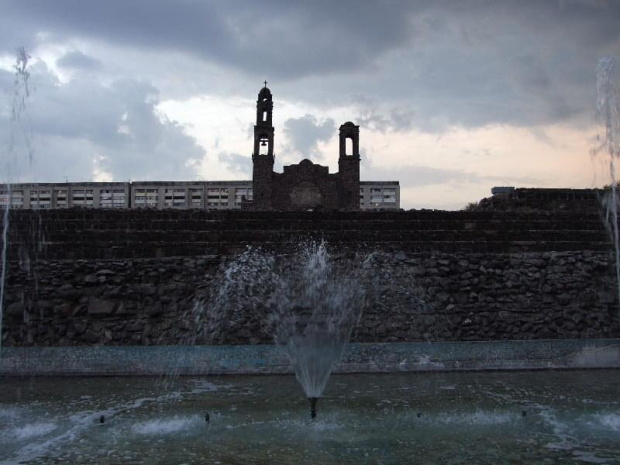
[1, 47, 32, 356]
[270, 242, 367, 419]
[195, 241, 369, 419]
[595, 57, 620, 309]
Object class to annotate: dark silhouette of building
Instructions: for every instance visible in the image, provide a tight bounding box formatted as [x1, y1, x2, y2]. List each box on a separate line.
[0, 86, 400, 212]
[250, 85, 360, 210]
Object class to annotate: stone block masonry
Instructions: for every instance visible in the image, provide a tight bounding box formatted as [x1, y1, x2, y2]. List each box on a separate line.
[1, 209, 619, 347]
[2, 209, 612, 260]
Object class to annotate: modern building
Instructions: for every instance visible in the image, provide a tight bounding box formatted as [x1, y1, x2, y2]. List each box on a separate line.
[1, 180, 399, 210]
[359, 181, 400, 209]
[0, 182, 130, 209]
[130, 180, 253, 210]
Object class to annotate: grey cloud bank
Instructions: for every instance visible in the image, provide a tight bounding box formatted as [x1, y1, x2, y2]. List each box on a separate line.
[283, 114, 335, 161]
[218, 151, 251, 175]
[361, 161, 540, 190]
[56, 50, 102, 71]
[0, 0, 618, 207]
[1, 63, 205, 182]
[2, 0, 617, 130]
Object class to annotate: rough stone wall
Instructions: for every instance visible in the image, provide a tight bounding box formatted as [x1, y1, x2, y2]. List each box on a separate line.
[362, 250, 619, 342]
[2, 250, 618, 347]
[1, 209, 618, 347]
[475, 188, 602, 212]
[2, 256, 222, 346]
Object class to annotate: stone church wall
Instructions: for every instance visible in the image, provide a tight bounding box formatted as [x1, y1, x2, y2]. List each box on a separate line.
[249, 86, 360, 210]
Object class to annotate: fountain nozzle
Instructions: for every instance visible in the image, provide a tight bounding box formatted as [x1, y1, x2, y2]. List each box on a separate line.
[309, 397, 318, 420]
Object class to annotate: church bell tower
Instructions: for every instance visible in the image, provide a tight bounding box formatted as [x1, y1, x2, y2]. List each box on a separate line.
[338, 121, 361, 210]
[252, 83, 275, 209]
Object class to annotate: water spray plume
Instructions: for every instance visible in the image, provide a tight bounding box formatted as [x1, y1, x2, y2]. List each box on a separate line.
[1, 46, 32, 357]
[271, 242, 367, 419]
[197, 241, 371, 420]
[594, 57, 620, 310]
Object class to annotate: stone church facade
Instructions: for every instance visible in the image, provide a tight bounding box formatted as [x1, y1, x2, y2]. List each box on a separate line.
[249, 86, 360, 210]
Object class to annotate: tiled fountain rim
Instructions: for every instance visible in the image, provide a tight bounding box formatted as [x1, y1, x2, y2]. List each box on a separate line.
[1, 338, 618, 376]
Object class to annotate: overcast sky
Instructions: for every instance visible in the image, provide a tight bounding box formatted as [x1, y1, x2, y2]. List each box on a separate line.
[1, 0, 619, 209]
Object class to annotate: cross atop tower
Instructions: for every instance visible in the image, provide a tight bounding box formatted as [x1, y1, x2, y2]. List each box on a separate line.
[263, 80, 268, 88]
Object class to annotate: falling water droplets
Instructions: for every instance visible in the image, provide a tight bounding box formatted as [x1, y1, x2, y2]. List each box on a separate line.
[1, 46, 33, 356]
[12, 47, 31, 118]
[192, 241, 375, 405]
[271, 242, 368, 400]
[594, 57, 620, 310]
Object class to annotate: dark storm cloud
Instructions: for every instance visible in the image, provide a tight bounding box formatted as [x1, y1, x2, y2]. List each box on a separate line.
[0, 63, 206, 182]
[290, 2, 619, 130]
[1, 0, 414, 79]
[56, 51, 102, 70]
[1, 0, 619, 132]
[283, 114, 335, 160]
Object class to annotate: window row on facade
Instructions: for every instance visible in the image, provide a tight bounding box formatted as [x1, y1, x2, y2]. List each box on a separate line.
[359, 182, 400, 209]
[1, 181, 399, 210]
[0, 182, 253, 210]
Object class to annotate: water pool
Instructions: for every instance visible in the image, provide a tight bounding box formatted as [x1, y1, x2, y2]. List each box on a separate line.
[1, 370, 619, 464]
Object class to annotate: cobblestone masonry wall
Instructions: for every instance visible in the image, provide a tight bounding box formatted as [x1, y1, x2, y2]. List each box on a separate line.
[1, 209, 619, 346]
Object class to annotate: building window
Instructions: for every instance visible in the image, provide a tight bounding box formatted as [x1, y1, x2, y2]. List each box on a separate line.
[8, 190, 24, 209]
[382, 188, 396, 203]
[101, 189, 126, 208]
[189, 188, 203, 208]
[370, 187, 396, 204]
[134, 188, 159, 208]
[112, 190, 126, 208]
[31, 189, 52, 209]
[207, 188, 229, 208]
[55, 189, 68, 208]
[72, 189, 94, 207]
[164, 188, 187, 208]
[234, 188, 253, 205]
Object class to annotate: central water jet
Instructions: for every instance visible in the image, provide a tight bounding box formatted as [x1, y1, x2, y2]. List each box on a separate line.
[309, 397, 318, 420]
[200, 241, 371, 419]
[271, 242, 368, 419]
